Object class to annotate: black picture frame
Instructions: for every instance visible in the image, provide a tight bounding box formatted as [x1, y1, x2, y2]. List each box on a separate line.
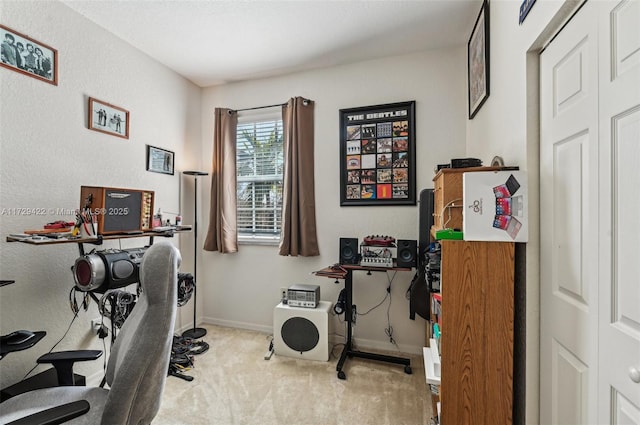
[146, 145, 175, 175]
[339, 101, 416, 206]
[468, 0, 490, 119]
[0, 24, 58, 85]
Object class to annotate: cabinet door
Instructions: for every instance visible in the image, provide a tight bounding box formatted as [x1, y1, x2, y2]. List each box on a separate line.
[440, 240, 514, 425]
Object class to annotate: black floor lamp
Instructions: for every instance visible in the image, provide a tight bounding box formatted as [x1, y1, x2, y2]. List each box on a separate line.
[182, 170, 209, 339]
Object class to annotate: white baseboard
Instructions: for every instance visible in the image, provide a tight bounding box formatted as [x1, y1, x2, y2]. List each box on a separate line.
[202, 317, 272, 335]
[201, 317, 423, 356]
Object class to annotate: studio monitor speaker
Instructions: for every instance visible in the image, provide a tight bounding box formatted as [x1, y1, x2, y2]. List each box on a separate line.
[273, 301, 331, 361]
[339, 238, 359, 265]
[396, 239, 417, 268]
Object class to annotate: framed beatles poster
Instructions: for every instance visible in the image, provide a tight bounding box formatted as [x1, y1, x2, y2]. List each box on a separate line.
[339, 101, 416, 206]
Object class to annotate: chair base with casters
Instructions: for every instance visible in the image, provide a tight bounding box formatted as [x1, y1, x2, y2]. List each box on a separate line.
[0, 241, 181, 425]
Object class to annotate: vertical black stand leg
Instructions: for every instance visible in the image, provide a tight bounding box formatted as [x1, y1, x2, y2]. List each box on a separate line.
[334, 266, 411, 379]
[336, 269, 353, 380]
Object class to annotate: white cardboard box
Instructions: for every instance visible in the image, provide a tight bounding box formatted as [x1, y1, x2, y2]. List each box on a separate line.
[429, 338, 441, 377]
[463, 171, 528, 242]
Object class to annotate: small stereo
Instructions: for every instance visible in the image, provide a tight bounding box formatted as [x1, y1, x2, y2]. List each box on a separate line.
[451, 157, 482, 168]
[287, 284, 320, 308]
[80, 186, 154, 235]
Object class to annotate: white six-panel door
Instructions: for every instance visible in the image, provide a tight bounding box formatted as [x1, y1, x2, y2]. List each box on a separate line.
[541, 2, 600, 423]
[597, 0, 640, 423]
[541, 1, 640, 423]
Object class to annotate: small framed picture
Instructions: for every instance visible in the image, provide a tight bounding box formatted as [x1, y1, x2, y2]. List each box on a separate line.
[468, 0, 490, 119]
[0, 24, 58, 85]
[88, 97, 129, 139]
[146, 145, 175, 175]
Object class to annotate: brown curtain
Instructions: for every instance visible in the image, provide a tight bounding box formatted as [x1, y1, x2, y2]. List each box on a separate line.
[203, 108, 238, 253]
[279, 97, 319, 256]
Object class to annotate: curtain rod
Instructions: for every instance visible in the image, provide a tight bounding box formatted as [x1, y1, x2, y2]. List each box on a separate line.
[229, 98, 310, 114]
[232, 103, 286, 113]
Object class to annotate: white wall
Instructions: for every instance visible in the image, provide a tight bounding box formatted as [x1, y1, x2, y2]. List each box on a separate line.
[197, 48, 467, 355]
[466, 1, 581, 423]
[0, 1, 201, 387]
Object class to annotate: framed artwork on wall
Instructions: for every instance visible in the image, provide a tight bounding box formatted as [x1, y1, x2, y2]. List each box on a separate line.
[88, 97, 130, 139]
[146, 145, 174, 175]
[468, 0, 490, 119]
[0, 24, 58, 85]
[339, 101, 416, 206]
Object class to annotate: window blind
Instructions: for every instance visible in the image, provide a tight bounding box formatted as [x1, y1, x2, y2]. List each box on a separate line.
[236, 117, 283, 236]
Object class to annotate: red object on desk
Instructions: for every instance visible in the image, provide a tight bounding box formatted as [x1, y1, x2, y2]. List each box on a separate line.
[363, 235, 396, 246]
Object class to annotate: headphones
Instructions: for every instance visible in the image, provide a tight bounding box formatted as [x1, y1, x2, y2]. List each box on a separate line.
[334, 289, 346, 315]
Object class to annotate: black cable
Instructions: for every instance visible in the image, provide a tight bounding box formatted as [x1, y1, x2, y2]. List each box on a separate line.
[385, 287, 399, 349]
[177, 273, 195, 307]
[189, 341, 209, 355]
[357, 291, 389, 315]
[356, 270, 397, 316]
[97, 290, 136, 343]
[22, 309, 79, 381]
[169, 334, 209, 382]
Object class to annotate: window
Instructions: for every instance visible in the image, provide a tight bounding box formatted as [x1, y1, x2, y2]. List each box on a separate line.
[236, 112, 283, 243]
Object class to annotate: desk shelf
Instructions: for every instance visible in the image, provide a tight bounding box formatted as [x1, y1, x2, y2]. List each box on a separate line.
[6, 228, 191, 254]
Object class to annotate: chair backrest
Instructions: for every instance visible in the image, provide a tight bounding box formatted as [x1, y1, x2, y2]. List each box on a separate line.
[102, 241, 180, 425]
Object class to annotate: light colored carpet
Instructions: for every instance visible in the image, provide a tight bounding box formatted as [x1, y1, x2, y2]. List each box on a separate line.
[154, 324, 431, 425]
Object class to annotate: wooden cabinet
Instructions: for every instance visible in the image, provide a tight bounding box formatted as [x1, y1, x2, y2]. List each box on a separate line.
[432, 167, 502, 236]
[438, 240, 514, 424]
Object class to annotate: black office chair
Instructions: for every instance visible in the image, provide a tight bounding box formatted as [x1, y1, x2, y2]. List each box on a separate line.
[0, 241, 180, 425]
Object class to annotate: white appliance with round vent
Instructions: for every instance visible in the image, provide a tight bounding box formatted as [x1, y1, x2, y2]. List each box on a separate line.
[273, 301, 331, 361]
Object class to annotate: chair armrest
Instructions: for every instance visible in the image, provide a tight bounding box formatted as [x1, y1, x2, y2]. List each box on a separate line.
[37, 350, 103, 364]
[37, 351, 102, 386]
[5, 400, 90, 425]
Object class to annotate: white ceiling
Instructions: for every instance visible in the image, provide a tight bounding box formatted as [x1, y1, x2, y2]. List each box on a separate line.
[62, 0, 482, 87]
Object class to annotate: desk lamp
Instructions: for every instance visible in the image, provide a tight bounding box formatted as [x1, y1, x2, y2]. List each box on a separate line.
[182, 170, 209, 339]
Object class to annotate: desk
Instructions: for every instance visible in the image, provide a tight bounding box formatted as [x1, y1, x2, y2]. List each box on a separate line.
[317, 263, 413, 380]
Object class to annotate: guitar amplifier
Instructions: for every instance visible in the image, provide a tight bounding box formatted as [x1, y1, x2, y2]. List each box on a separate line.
[80, 186, 154, 235]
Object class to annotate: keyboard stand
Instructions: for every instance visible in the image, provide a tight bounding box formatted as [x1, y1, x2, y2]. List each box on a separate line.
[335, 265, 413, 380]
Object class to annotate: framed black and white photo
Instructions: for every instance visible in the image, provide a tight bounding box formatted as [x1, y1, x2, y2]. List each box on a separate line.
[339, 101, 416, 206]
[146, 145, 174, 175]
[0, 24, 58, 85]
[88, 97, 129, 139]
[468, 0, 490, 119]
